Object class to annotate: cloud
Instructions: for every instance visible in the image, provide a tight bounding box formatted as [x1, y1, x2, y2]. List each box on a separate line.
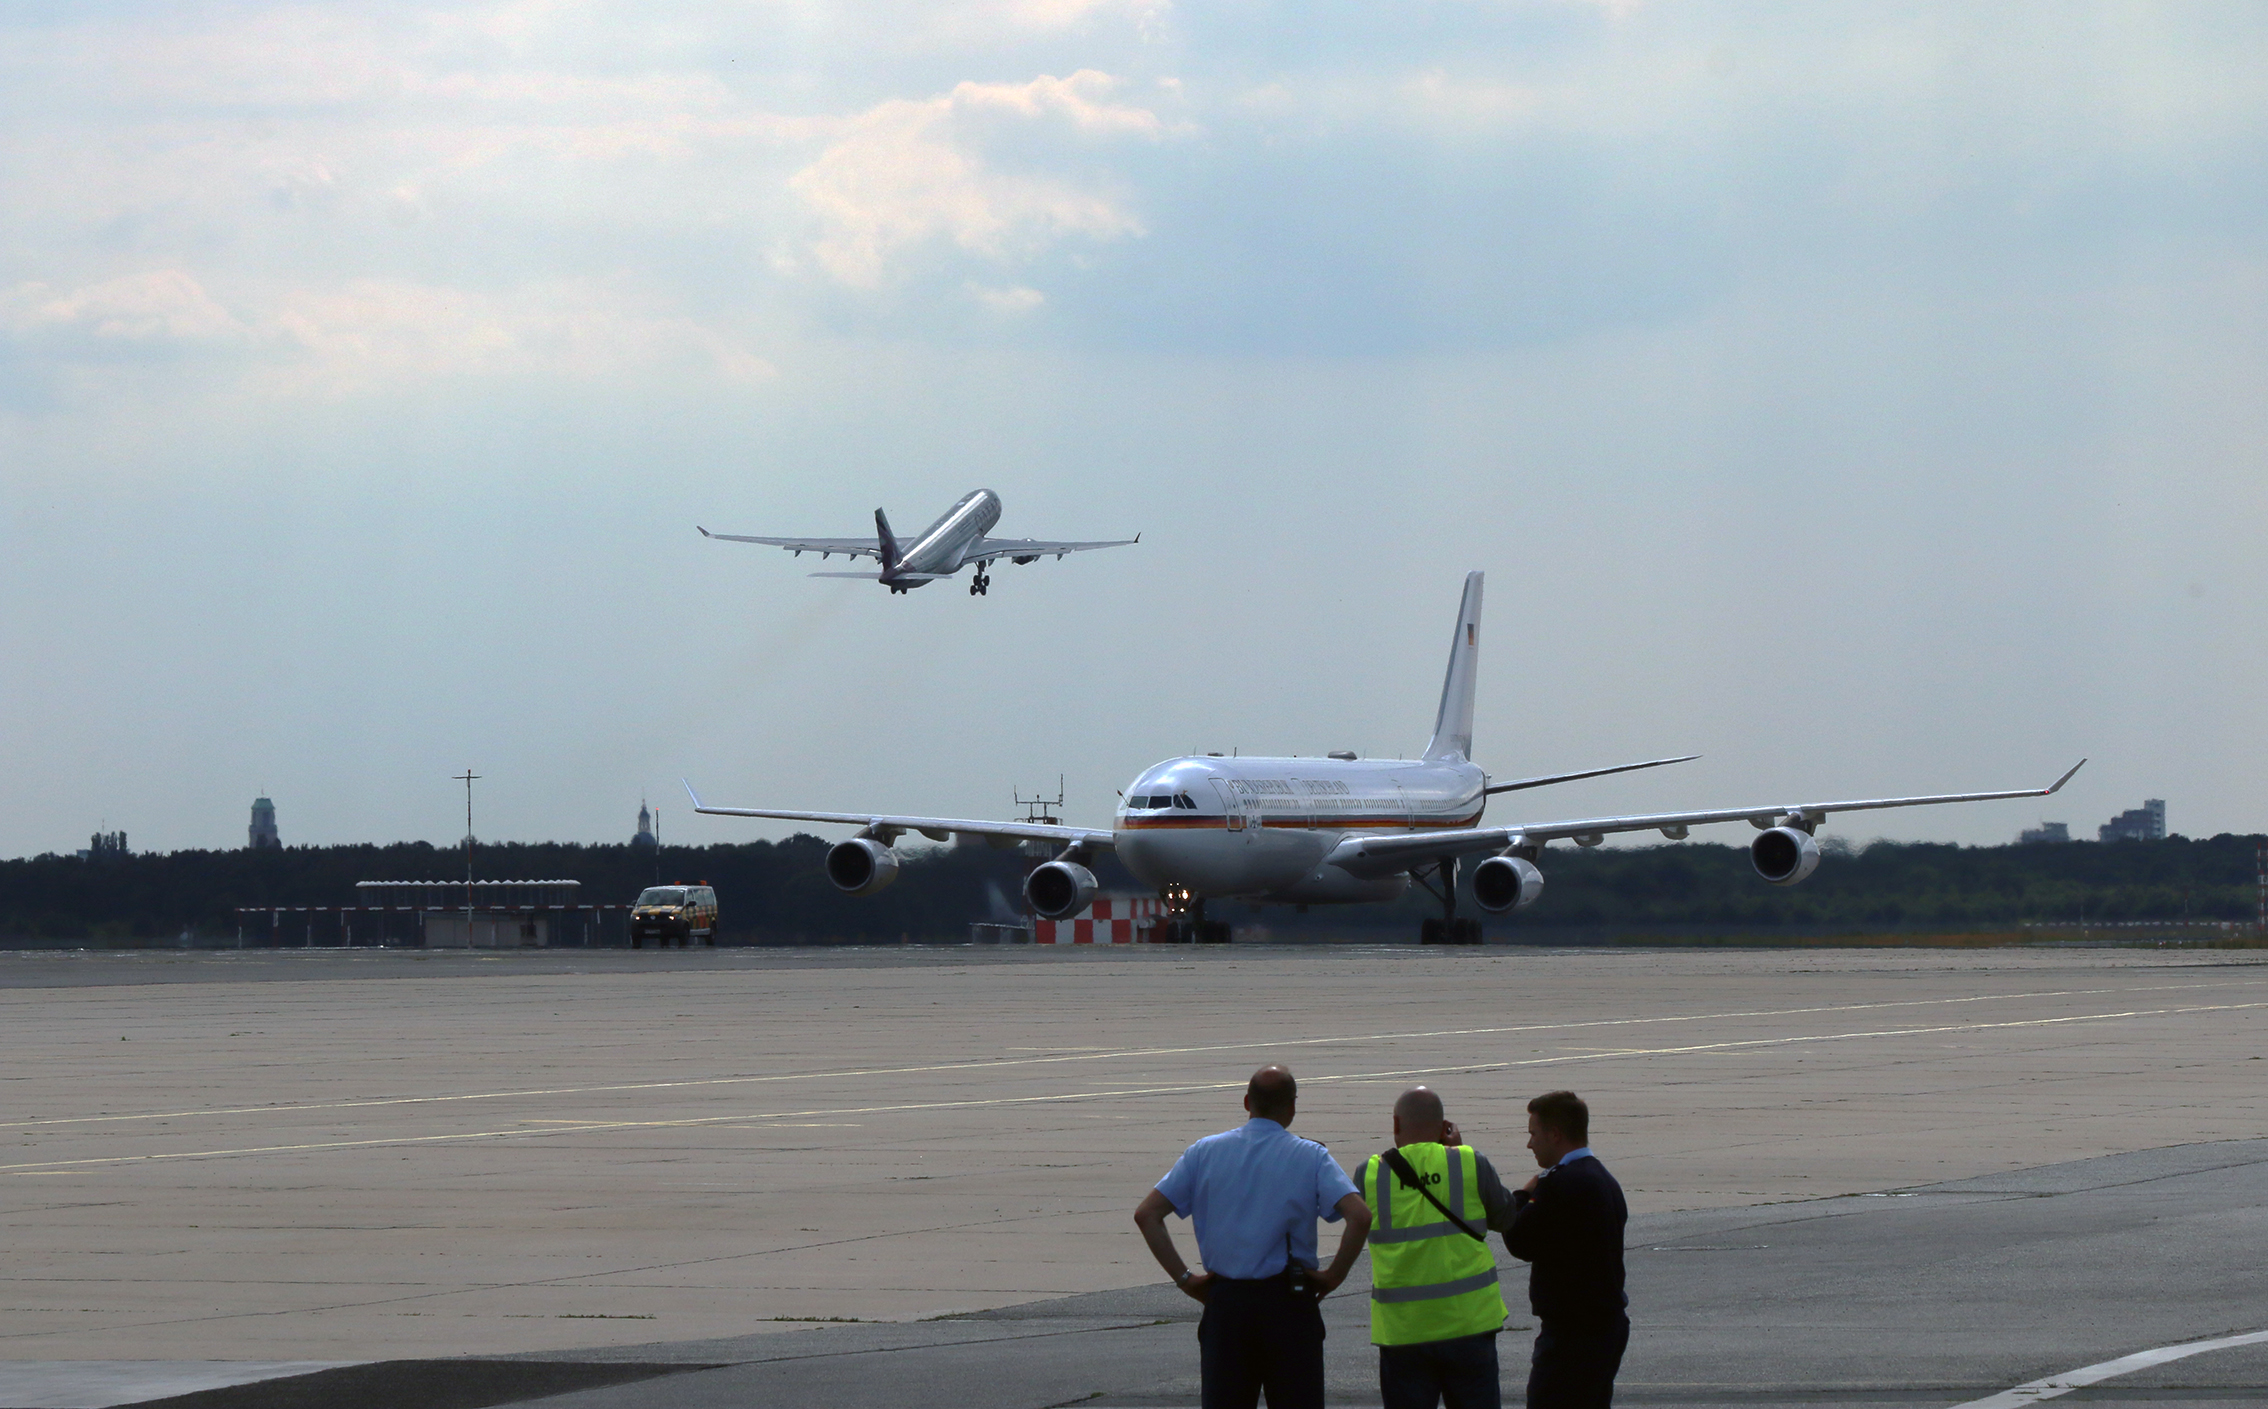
[966, 281, 1047, 313]
[787, 71, 1167, 288]
[264, 279, 778, 392]
[2, 271, 773, 397]
[1, 271, 247, 354]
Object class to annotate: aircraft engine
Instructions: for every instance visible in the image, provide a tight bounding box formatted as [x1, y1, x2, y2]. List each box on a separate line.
[825, 838, 900, 896]
[1472, 854, 1545, 913]
[1024, 861, 1098, 920]
[1751, 827, 1822, 886]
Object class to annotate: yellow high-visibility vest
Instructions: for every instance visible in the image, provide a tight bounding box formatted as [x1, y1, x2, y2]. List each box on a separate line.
[1362, 1143, 1507, 1346]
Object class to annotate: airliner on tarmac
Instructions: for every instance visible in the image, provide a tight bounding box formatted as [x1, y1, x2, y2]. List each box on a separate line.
[688, 573, 2083, 943]
[699, 489, 1136, 596]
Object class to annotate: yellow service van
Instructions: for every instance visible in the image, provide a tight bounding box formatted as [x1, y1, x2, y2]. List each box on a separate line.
[630, 885, 718, 947]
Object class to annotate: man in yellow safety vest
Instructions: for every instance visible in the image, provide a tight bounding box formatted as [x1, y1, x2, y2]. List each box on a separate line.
[1358, 1086, 1521, 1409]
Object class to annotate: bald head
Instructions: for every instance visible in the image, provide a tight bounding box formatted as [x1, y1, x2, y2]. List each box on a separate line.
[1245, 1065, 1297, 1124]
[1393, 1086, 1447, 1146]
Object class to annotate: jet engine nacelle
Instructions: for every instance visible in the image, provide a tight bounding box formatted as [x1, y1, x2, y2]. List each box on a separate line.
[1751, 827, 1822, 886]
[1472, 854, 1545, 913]
[825, 838, 900, 896]
[1024, 861, 1098, 920]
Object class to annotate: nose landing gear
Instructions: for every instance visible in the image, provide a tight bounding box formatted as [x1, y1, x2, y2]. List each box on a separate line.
[1160, 887, 1230, 943]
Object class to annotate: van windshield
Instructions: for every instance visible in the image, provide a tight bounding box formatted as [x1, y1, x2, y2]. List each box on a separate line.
[636, 888, 687, 906]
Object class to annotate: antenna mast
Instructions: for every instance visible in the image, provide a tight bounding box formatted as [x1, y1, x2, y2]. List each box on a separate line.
[454, 768, 480, 925]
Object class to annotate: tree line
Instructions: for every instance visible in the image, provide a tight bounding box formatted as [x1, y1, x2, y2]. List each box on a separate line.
[2, 831, 2259, 944]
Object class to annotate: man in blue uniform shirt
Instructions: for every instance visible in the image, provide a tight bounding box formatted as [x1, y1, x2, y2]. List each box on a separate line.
[1504, 1090, 1628, 1409]
[1134, 1065, 1373, 1409]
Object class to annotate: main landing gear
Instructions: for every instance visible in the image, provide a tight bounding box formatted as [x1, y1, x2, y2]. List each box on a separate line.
[968, 569, 992, 596]
[1415, 857, 1482, 945]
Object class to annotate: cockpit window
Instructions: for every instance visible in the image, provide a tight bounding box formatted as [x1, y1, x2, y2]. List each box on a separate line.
[1128, 792, 1198, 810]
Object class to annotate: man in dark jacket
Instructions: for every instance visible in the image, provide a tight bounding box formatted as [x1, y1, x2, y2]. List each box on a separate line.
[1502, 1091, 1627, 1409]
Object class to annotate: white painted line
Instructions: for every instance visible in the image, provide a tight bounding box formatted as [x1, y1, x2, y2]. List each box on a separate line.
[1, 977, 2255, 1134]
[1949, 1328, 2268, 1407]
[5, 1000, 2264, 1175]
[0, 1361, 359, 1409]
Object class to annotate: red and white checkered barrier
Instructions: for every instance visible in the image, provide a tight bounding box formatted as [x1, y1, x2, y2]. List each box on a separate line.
[1035, 894, 1166, 944]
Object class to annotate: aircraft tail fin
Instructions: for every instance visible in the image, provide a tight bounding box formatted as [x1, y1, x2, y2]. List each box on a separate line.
[875, 509, 901, 572]
[1422, 572, 1484, 763]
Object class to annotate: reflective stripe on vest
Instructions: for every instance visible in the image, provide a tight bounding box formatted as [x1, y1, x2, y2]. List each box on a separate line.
[1362, 1144, 1507, 1346]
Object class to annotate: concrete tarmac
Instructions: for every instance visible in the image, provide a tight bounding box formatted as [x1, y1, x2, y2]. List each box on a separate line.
[0, 945, 2262, 1404]
[487, 1137, 2268, 1408]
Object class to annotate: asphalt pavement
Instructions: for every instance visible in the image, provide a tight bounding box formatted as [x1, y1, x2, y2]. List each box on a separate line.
[31, 1136, 2259, 1408]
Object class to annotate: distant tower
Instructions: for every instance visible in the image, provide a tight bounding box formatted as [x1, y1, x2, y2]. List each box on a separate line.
[632, 801, 657, 850]
[248, 797, 280, 850]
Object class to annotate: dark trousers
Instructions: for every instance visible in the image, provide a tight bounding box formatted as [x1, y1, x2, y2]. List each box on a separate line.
[1198, 1274, 1325, 1409]
[1380, 1330, 1501, 1409]
[1525, 1315, 1628, 1409]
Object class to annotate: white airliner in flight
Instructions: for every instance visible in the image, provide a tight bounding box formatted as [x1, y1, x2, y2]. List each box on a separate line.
[688, 572, 2083, 943]
[699, 488, 1136, 596]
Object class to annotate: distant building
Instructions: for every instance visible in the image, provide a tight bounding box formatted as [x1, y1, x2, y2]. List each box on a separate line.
[632, 802, 657, 850]
[248, 797, 280, 849]
[2099, 800, 2166, 843]
[2018, 821, 2071, 845]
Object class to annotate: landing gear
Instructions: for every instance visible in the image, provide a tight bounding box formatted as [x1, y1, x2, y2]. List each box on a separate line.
[1419, 918, 1481, 945]
[968, 569, 991, 596]
[1160, 890, 1231, 944]
[1414, 858, 1483, 945]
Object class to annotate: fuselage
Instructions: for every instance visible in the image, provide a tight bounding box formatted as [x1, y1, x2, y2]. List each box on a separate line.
[1113, 753, 1486, 904]
[893, 489, 1002, 585]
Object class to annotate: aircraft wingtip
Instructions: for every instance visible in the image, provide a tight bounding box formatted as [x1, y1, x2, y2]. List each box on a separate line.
[2048, 758, 2087, 793]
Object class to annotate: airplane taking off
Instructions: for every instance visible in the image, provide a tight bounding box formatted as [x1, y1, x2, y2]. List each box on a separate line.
[688, 573, 2084, 943]
[699, 489, 1136, 596]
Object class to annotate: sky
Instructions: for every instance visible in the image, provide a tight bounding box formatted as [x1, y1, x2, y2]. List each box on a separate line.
[3, 1, 2265, 859]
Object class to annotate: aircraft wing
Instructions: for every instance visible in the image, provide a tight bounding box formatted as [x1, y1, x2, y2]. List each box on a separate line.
[966, 534, 1139, 564]
[698, 527, 882, 560]
[684, 782, 1114, 851]
[1325, 761, 2086, 879]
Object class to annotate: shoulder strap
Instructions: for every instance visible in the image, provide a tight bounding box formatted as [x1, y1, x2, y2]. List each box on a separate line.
[1380, 1147, 1486, 1241]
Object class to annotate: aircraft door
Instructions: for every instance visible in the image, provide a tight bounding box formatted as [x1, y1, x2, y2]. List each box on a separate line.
[1209, 778, 1252, 838]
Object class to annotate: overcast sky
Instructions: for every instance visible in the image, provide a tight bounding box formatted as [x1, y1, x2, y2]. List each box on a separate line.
[4, 1, 2264, 859]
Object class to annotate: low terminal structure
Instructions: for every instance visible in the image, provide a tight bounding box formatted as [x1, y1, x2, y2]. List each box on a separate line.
[234, 880, 632, 948]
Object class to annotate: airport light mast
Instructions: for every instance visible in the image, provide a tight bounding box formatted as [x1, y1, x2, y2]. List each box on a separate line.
[455, 768, 480, 931]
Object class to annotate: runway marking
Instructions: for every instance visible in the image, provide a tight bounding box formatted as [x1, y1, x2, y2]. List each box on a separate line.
[1948, 1326, 2268, 1407]
[2, 978, 2258, 1134]
[4, 1000, 2262, 1176]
